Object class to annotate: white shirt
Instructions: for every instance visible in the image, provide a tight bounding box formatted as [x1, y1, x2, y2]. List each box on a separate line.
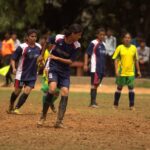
[105, 35, 116, 56]
[137, 46, 150, 63]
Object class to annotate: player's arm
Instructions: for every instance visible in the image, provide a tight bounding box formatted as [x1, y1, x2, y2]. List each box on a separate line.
[84, 53, 89, 72]
[112, 46, 120, 77]
[84, 42, 94, 72]
[114, 59, 119, 77]
[49, 54, 73, 65]
[135, 61, 141, 78]
[11, 46, 22, 74]
[135, 49, 141, 78]
[11, 59, 16, 74]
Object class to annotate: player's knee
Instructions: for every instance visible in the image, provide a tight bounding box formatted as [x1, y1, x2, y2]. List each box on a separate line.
[61, 88, 69, 96]
[14, 89, 21, 95]
[128, 86, 134, 92]
[49, 87, 57, 94]
[117, 86, 123, 92]
[91, 85, 97, 89]
[24, 87, 32, 94]
[49, 83, 57, 94]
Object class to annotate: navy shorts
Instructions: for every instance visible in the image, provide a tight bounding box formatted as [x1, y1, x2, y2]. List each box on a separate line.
[48, 71, 70, 88]
[91, 72, 104, 86]
[14, 79, 36, 88]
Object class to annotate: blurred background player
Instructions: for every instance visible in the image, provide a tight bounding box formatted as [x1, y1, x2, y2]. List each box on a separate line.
[7, 29, 42, 114]
[84, 28, 106, 108]
[37, 23, 83, 128]
[1, 32, 15, 87]
[112, 32, 141, 110]
[137, 39, 150, 77]
[105, 28, 117, 77]
[41, 42, 60, 113]
[11, 32, 21, 50]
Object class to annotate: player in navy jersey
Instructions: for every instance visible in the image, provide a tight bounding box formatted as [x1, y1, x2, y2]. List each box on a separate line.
[7, 29, 41, 114]
[84, 28, 106, 108]
[37, 24, 83, 128]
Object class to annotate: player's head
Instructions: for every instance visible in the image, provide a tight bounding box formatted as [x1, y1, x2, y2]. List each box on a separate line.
[122, 32, 132, 46]
[96, 28, 105, 41]
[27, 29, 38, 44]
[140, 39, 146, 48]
[11, 32, 17, 41]
[4, 32, 10, 40]
[107, 28, 113, 37]
[63, 23, 83, 42]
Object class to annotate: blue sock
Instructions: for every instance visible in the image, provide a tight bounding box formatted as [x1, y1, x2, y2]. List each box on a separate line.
[90, 89, 97, 105]
[114, 92, 121, 106]
[15, 93, 28, 109]
[10, 92, 19, 106]
[129, 92, 135, 107]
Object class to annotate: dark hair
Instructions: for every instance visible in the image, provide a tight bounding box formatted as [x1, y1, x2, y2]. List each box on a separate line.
[140, 38, 146, 43]
[11, 31, 17, 35]
[121, 32, 132, 39]
[27, 29, 38, 36]
[107, 27, 113, 32]
[96, 27, 105, 35]
[63, 24, 83, 36]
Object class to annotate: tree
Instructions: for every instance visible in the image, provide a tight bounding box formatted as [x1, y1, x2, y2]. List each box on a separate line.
[0, 0, 45, 31]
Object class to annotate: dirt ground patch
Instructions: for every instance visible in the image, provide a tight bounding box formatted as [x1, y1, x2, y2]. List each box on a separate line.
[0, 107, 150, 150]
[0, 89, 150, 150]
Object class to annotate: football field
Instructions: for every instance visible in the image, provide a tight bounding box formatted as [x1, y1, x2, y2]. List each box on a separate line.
[0, 86, 150, 150]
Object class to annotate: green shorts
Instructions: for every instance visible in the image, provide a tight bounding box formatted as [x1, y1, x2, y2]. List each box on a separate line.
[116, 76, 135, 87]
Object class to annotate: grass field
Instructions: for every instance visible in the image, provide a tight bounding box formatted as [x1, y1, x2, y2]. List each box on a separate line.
[0, 88, 150, 150]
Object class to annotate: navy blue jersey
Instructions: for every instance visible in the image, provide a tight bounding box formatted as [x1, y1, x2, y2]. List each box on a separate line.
[12, 43, 41, 81]
[86, 39, 106, 75]
[48, 34, 81, 76]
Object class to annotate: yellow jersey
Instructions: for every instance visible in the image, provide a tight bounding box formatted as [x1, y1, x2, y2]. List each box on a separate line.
[112, 44, 138, 76]
[43, 49, 51, 62]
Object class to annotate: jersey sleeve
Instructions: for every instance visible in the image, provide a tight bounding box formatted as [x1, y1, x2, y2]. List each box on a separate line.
[112, 46, 121, 60]
[11, 46, 23, 61]
[86, 42, 94, 56]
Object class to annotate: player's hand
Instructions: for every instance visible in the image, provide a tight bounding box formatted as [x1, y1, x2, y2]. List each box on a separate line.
[44, 69, 49, 76]
[83, 65, 88, 72]
[115, 71, 120, 77]
[49, 54, 58, 60]
[139, 60, 145, 64]
[137, 71, 142, 78]
[37, 55, 43, 63]
[12, 68, 17, 74]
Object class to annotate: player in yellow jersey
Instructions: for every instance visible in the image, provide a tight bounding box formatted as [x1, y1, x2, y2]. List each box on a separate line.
[41, 44, 60, 113]
[112, 32, 141, 110]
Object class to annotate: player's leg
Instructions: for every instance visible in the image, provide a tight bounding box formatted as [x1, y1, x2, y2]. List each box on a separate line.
[90, 85, 98, 107]
[89, 73, 103, 108]
[128, 86, 135, 110]
[113, 85, 122, 109]
[50, 88, 60, 113]
[14, 81, 35, 114]
[90, 73, 97, 107]
[54, 76, 69, 128]
[7, 79, 22, 113]
[55, 87, 69, 128]
[38, 82, 57, 126]
[127, 76, 135, 110]
[38, 71, 58, 126]
[40, 79, 56, 113]
[113, 76, 124, 109]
